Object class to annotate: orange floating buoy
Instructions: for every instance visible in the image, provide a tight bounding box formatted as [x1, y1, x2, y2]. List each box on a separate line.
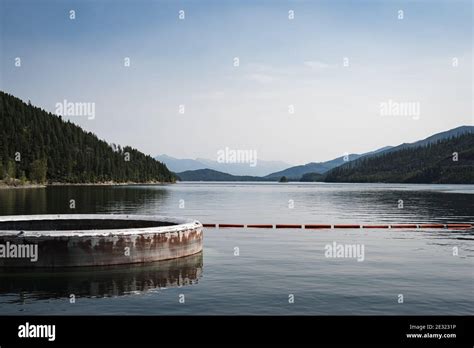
[390, 224, 418, 228]
[419, 224, 445, 228]
[304, 224, 332, 229]
[247, 224, 273, 228]
[447, 223, 473, 229]
[202, 222, 473, 230]
[333, 224, 360, 229]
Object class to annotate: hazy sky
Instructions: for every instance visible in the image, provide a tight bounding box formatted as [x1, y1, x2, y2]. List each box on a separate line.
[1, 0, 472, 164]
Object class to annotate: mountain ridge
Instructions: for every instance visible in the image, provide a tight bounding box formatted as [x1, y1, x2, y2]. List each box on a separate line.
[156, 154, 290, 176]
[324, 131, 474, 184]
[264, 126, 473, 180]
[178, 126, 474, 183]
[264, 146, 393, 180]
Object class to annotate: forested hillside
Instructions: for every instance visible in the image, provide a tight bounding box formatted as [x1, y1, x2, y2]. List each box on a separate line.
[0, 91, 175, 184]
[177, 168, 267, 181]
[324, 133, 474, 184]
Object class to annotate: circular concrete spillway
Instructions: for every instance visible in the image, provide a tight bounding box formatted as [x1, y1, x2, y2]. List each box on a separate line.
[0, 215, 203, 267]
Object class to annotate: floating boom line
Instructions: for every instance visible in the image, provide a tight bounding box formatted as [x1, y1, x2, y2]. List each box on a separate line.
[202, 223, 473, 230]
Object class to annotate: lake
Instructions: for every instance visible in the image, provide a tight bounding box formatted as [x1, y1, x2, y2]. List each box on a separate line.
[0, 182, 473, 315]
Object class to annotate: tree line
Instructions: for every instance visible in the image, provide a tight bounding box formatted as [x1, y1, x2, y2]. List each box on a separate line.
[323, 133, 474, 184]
[0, 91, 176, 184]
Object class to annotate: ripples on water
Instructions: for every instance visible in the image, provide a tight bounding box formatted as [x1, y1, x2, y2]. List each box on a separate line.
[0, 182, 472, 314]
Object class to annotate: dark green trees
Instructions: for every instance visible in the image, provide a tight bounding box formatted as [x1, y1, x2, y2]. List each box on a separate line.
[0, 91, 176, 184]
[29, 159, 48, 183]
[279, 176, 289, 182]
[324, 134, 474, 184]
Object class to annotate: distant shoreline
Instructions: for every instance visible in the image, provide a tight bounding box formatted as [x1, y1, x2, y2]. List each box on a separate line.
[0, 180, 171, 189]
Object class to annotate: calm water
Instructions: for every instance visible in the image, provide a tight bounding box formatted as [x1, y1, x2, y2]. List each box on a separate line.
[0, 182, 473, 315]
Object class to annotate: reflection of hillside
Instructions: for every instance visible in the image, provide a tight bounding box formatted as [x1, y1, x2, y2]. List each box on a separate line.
[0, 252, 203, 302]
[0, 187, 47, 215]
[363, 189, 474, 224]
[0, 185, 171, 215]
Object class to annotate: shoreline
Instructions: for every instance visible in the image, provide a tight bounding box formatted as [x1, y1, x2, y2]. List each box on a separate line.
[48, 181, 172, 186]
[0, 183, 47, 190]
[1, 180, 472, 189]
[0, 181, 173, 189]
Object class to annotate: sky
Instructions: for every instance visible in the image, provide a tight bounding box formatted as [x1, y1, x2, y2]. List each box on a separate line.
[0, 0, 472, 165]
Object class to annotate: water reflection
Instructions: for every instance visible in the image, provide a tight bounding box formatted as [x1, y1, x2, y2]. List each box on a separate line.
[0, 252, 203, 302]
[0, 185, 171, 215]
[0, 184, 472, 224]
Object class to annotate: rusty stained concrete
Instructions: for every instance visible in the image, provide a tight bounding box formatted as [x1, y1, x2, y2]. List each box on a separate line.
[0, 215, 203, 267]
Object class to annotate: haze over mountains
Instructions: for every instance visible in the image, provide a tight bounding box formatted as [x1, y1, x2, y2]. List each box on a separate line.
[155, 154, 291, 177]
[169, 126, 474, 183]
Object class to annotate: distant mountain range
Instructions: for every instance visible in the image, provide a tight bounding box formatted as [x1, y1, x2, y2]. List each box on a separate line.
[173, 126, 474, 184]
[376, 126, 473, 154]
[325, 131, 474, 184]
[264, 146, 392, 180]
[155, 154, 291, 176]
[267, 126, 474, 180]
